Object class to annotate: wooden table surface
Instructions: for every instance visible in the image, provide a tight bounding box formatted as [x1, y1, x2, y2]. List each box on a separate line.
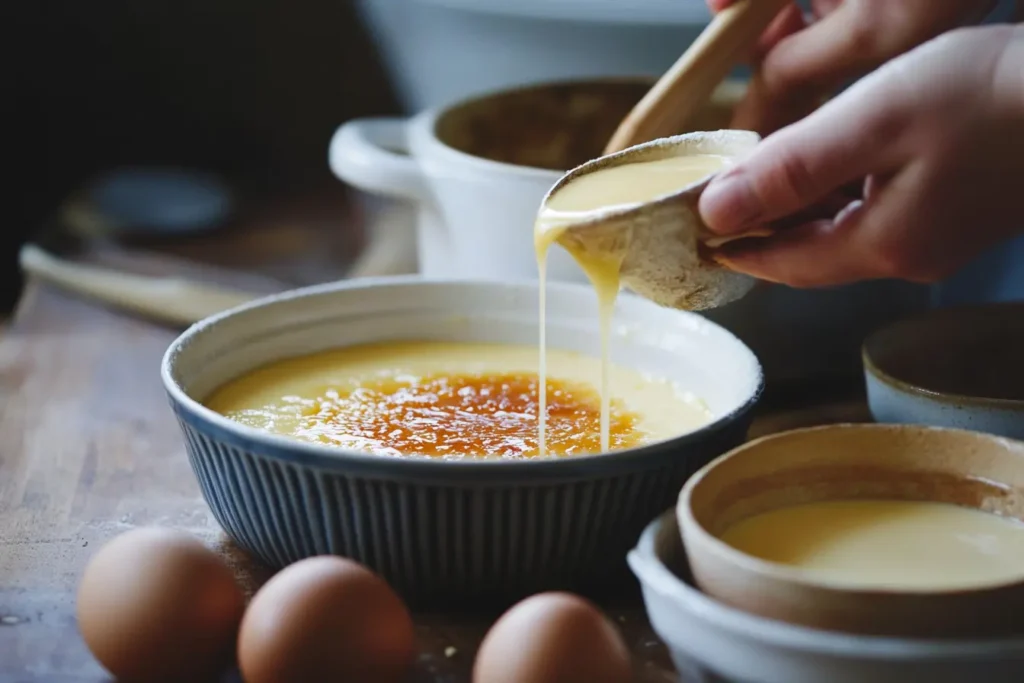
[0, 188, 871, 683]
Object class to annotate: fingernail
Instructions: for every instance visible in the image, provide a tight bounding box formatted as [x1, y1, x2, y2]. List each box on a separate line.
[700, 171, 762, 234]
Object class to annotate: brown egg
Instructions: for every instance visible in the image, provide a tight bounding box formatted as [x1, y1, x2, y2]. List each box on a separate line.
[76, 527, 245, 683]
[238, 556, 416, 683]
[473, 592, 633, 683]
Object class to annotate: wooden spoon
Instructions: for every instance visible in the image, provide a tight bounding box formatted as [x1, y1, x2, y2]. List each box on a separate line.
[19, 244, 255, 327]
[603, 0, 790, 154]
[18, 208, 418, 327]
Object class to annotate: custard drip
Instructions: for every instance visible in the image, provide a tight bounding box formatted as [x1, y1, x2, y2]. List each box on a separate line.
[534, 154, 728, 456]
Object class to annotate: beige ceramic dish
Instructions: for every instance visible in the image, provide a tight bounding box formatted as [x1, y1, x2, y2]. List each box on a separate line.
[677, 424, 1024, 639]
[541, 129, 764, 311]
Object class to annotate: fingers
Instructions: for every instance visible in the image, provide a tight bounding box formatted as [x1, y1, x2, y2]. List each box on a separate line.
[711, 207, 875, 287]
[731, 1, 994, 134]
[728, 70, 823, 135]
[727, 3, 813, 133]
[753, 3, 807, 62]
[768, 191, 858, 231]
[716, 220, 868, 286]
[710, 166, 930, 288]
[729, 4, 869, 134]
[711, 201, 892, 287]
[704, 1, 808, 133]
[700, 75, 909, 235]
[758, 3, 880, 98]
[703, 13, 1014, 289]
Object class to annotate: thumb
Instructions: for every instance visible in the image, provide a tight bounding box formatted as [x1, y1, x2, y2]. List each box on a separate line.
[699, 73, 909, 235]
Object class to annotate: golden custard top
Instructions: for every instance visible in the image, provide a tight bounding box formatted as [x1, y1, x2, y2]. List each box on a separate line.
[204, 342, 709, 459]
[239, 372, 640, 457]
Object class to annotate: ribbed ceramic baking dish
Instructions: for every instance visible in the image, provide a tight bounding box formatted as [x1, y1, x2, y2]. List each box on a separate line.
[161, 277, 762, 604]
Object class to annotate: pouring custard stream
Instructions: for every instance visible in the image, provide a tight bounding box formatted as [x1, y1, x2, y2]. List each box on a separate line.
[534, 154, 730, 455]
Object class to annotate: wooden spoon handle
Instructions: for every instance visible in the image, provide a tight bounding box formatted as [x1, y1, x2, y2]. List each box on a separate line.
[603, 0, 790, 155]
[19, 244, 256, 327]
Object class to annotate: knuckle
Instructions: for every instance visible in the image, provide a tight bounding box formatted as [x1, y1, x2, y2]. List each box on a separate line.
[863, 107, 909, 149]
[761, 143, 820, 210]
[843, 20, 880, 58]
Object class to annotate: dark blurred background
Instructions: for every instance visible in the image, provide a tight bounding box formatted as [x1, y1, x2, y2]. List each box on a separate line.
[7, 0, 1020, 318]
[5, 0, 711, 315]
[8, 0, 401, 313]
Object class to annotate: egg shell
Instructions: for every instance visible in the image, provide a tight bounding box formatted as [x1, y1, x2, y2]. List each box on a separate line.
[76, 527, 245, 683]
[238, 556, 416, 683]
[473, 592, 633, 683]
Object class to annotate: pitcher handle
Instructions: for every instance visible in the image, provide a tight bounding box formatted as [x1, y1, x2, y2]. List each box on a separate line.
[329, 117, 427, 201]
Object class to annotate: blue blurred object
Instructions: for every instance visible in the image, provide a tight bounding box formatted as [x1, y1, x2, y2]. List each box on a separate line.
[88, 167, 233, 235]
[931, 0, 1023, 307]
[934, 235, 1024, 308]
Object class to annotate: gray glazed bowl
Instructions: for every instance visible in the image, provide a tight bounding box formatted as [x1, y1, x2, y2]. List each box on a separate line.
[863, 302, 1024, 439]
[161, 277, 762, 604]
[628, 511, 1024, 683]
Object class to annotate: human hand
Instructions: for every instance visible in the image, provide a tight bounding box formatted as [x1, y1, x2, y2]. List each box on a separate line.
[698, 24, 1024, 288]
[707, 0, 995, 134]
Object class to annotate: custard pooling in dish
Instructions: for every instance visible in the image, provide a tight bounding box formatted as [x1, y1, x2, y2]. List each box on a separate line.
[206, 341, 709, 459]
[719, 499, 1024, 590]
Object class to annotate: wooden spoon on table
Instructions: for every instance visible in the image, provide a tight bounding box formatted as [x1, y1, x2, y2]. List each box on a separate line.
[17, 208, 418, 328]
[603, 0, 790, 154]
[18, 244, 257, 327]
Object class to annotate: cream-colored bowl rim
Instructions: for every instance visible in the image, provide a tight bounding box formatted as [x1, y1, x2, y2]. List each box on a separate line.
[679, 423, 1024, 595]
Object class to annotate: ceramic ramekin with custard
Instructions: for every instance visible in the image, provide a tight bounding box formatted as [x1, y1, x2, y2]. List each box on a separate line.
[629, 424, 1024, 683]
[161, 277, 761, 605]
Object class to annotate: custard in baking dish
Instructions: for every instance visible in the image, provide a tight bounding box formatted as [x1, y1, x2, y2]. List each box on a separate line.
[205, 341, 710, 459]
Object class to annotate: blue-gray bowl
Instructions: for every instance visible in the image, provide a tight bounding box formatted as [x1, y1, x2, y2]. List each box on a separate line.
[863, 302, 1024, 439]
[160, 277, 762, 604]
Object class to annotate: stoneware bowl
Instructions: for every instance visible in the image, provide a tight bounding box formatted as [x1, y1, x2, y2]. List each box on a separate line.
[863, 302, 1024, 439]
[628, 510, 1024, 683]
[161, 277, 762, 605]
[543, 130, 762, 312]
[677, 424, 1024, 638]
